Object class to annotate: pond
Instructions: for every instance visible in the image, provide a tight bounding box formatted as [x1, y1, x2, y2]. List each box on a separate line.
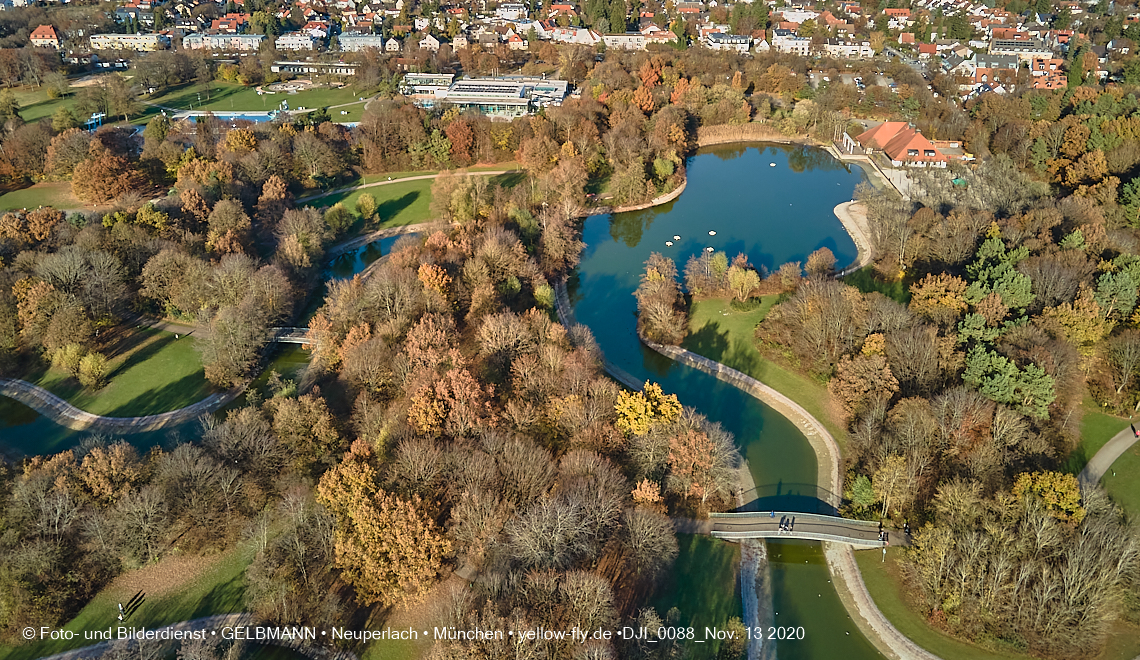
[570, 143, 883, 659]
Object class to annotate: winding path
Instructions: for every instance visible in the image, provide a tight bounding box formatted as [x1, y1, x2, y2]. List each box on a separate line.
[1078, 424, 1140, 488]
[0, 223, 438, 435]
[0, 378, 239, 433]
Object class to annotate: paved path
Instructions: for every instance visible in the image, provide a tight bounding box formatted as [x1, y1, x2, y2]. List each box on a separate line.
[37, 613, 357, 660]
[1079, 424, 1140, 487]
[0, 378, 240, 433]
[296, 170, 513, 205]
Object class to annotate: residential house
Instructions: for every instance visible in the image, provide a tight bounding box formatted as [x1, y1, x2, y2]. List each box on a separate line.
[275, 32, 318, 50]
[29, 24, 61, 49]
[210, 13, 249, 33]
[496, 2, 527, 20]
[706, 32, 751, 52]
[418, 33, 442, 51]
[385, 37, 401, 51]
[772, 29, 811, 55]
[90, 33, 170, 51]
[340, 33, 387, 50]
[182, 32, 264, 50]
[824, 39, 873, 58]
[602, 32, 647, 49]
[1029, 56, 1063, 75]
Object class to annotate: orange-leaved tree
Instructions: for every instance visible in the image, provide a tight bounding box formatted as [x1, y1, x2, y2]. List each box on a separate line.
[316, 440, 451, 607]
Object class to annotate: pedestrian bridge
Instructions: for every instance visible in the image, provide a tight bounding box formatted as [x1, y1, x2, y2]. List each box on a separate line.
[270, 327, 311, 345]
[708, 511, 891, 548]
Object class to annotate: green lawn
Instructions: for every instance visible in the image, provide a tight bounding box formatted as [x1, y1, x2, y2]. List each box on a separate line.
[650, 534, 742, 659]
[1065, 398, 1128, 475]
[1099, 440, 1140, 518]
[856, 547, 1140, 660]
[0, 547, 252, 660]
[13, 86, 81, 125]
[146, 81, 368, 115]
[26, 328, 213, 417]
[306, 179, 433, 227]
[683, 296, 846, 442]
[304, 171, 526, 228]
[842, 266, 911, 304]
[0, 182, 80, 212]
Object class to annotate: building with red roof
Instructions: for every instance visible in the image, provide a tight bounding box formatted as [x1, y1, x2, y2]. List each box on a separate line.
[856, 122, 948, 167]
[30, 25, 61, 49]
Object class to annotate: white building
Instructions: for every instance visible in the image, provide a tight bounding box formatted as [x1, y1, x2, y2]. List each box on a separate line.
[89, 33, 170, 51]
[496, 2, 528, 19]
[385, 37, 401, 51]
[275, 32, 318, 50]
[418, 33, 441, 51]
[549, 26, 600, 45]
[602, 32, 647, 50]
[339, 33, 388, 50]
[776, 9, 820, 23]
[182, 33, 264, 50]
[705, 32, 751, 52]
[771, 30, 811, 55]
[823, 39, 873, 58]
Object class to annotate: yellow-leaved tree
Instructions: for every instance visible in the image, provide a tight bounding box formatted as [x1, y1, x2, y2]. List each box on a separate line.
[316, 440, 452, 607]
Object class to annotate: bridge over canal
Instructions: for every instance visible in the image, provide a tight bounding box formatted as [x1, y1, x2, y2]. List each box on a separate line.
[678, 511, 897, 548]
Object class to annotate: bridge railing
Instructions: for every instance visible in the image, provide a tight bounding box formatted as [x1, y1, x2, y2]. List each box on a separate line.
[710, 510, 880, 529]
[710, 529, 885, 548]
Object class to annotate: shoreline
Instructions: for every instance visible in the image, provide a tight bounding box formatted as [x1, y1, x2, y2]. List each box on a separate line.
[636, 338, 941, 660]
[554, 137, 953, 660]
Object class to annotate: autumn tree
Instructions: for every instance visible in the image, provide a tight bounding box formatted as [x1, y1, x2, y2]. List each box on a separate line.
[316, 441, 451, 607]
[71, 142, 146, 204]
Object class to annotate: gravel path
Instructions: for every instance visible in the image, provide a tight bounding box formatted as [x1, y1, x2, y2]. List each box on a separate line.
[1078, 424, 1140, 487]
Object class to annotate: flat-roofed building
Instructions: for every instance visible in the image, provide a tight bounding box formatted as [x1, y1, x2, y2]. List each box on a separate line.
[402, 75, 569, 117]
[602, 32, 647, 49]
[90, 33, 170, 51]
[270, 61, 359, 75]
[339, 33, 388, 51]
[824, 39, 873, 58]
[182, 32, 264, 50]
[275, 32, 318, 50]
[496, 2, 528, 19]
[705, 32, 751, 52]
[989, 37, 1052, 62]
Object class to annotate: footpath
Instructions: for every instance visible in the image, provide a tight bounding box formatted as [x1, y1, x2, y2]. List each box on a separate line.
[1078, 424, 1140, 487]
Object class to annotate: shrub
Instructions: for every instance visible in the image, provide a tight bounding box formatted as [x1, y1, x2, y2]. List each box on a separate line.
[52, 343, 87, 377]
[78, 352, 108, 389]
